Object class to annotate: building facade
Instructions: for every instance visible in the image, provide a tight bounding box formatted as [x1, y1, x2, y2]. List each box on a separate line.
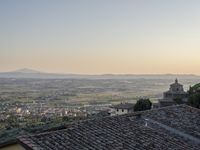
[159, 79, 188, 107]
[110, 103, 134, 116]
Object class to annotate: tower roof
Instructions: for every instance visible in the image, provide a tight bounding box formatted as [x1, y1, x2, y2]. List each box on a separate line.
[170, 78, 183, 87]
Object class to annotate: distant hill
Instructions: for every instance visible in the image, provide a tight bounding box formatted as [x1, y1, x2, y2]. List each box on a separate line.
[0, 68, 71, 79]
[14, 68, 41, 74]
[0, 68, 199, 79]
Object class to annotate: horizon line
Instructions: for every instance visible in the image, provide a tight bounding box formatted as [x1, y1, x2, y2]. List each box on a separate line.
[0, 68, 199, 76]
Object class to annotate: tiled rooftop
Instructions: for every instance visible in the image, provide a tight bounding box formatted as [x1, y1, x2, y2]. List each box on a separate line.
[111, 103, 134, 109]
[144, 105, 200, 139]
[18, 105, 200, 150]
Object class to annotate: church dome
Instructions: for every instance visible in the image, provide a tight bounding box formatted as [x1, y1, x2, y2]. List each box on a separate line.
[169, 79, 184, 92]
[170, 79, 183, 87]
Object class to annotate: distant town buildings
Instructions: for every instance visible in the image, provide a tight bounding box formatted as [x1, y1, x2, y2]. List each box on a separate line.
[159, 79, 188, 107]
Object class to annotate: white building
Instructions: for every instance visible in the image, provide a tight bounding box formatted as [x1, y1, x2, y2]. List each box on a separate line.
[110, 103, 134, 116]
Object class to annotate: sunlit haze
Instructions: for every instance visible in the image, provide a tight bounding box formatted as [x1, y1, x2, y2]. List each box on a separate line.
[1, 0, 200, 74]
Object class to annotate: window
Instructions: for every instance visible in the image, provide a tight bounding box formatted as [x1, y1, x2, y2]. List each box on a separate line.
[122, 109, 124, 112]
[117, 109, 118, 112]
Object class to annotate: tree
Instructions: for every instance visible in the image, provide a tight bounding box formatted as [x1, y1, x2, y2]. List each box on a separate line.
[188, 83, 200, 109]
[188, 92, 200, 109]
[134, 99, 152, 112]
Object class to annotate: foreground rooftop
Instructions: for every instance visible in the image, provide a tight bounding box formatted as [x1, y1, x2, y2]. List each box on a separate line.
[13, 105, 200, 149]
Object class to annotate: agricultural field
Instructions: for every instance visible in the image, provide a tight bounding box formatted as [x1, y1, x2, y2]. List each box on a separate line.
[0, 77, 199, 104]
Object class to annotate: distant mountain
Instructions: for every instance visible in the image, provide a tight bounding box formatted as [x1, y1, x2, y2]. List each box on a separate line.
[0, 68, 69, 79]
[14, 68, 41, 74]
[0, 68, 199, 79]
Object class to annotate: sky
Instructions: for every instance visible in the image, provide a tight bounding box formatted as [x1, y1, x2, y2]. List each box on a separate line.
[0, 0, 200, 74]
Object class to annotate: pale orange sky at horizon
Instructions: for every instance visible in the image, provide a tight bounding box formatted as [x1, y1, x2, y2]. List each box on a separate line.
[1, 1, 200, 75]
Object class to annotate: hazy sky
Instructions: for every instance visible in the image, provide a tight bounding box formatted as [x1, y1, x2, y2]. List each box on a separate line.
[1, 0, 200, 74]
